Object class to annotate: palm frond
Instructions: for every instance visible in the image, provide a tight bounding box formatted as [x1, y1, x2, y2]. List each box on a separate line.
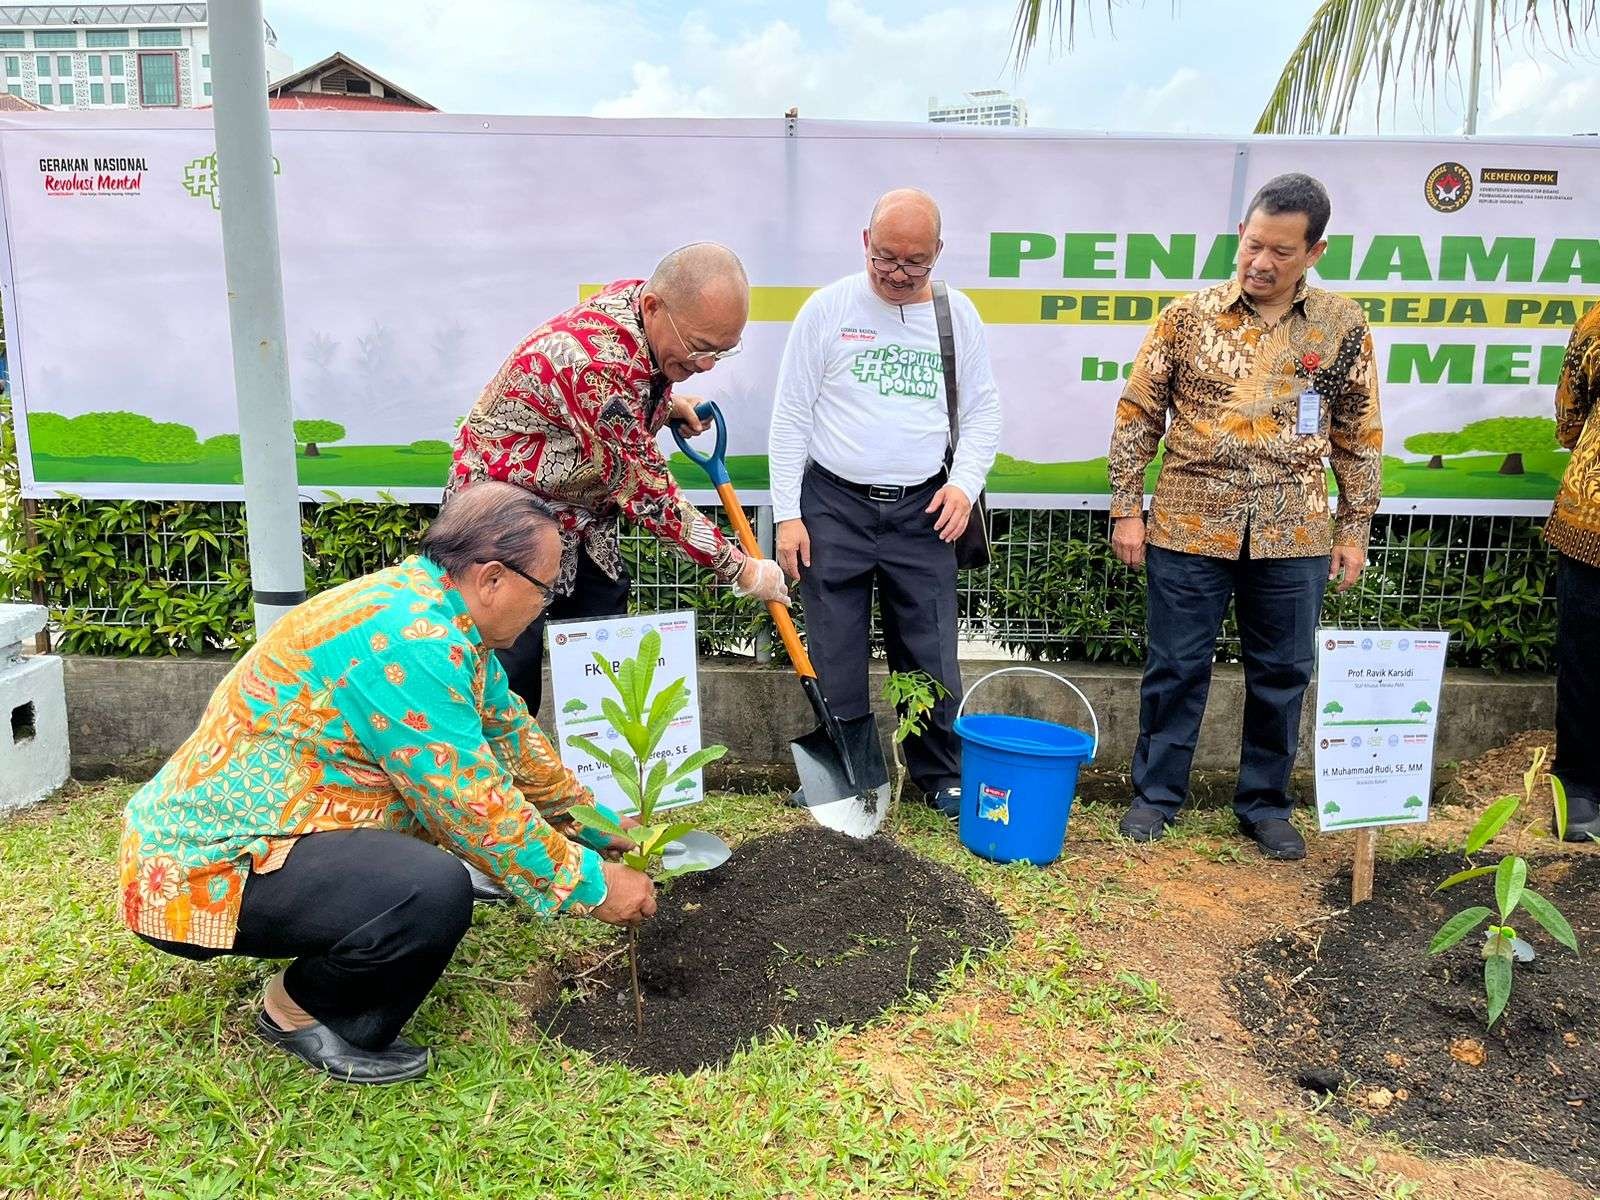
[1256, 0, 1600, 134]
[1008, 1, 1137, 71]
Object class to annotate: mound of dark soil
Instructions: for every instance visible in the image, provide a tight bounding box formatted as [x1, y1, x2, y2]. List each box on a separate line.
[540, 825, 1010, 1074]
[1232, 851, 1600, 1186]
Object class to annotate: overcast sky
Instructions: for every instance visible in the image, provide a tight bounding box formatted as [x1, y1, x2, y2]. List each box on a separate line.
[261, 0, 1600, 135]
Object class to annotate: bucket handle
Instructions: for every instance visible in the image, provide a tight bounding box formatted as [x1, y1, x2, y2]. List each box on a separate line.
[956, 666, 1099, 761]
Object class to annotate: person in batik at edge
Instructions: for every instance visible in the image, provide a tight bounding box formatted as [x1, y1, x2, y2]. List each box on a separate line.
[1107, 172, 1383, 861]
[1545, 304, 1600, 841]
[120, 484, 654, 1085]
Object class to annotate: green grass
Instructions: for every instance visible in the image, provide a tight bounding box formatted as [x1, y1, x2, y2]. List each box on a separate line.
[0, 786, 1439, 1198]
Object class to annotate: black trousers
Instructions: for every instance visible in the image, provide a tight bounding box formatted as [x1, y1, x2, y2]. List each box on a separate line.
[1133, 542, 1329, 823]
[1555, 552, 1600, 803]
[798, 466, 962, 795]
[498, 551, 632, 719]
[139, 829, 474, 1051]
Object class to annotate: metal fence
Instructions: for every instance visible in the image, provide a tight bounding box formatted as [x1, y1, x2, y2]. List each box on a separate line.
[7, 499, 1558, 668]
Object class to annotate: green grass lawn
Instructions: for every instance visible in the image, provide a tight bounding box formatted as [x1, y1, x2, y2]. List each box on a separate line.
[0, 785, 1467, 1199]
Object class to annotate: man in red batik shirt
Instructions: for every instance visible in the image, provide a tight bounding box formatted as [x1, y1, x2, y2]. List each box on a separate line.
[447, 242, 789, 715]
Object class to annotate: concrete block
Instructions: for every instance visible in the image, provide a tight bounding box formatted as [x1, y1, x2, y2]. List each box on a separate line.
[0, 654, 70, 811]
[0, 603, 46, 652]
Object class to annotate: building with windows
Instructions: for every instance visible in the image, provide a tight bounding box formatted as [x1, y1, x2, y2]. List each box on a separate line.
[928, 89, 1028, 128]
[264, 52, 433, 112]
[0, 4, 292, 111]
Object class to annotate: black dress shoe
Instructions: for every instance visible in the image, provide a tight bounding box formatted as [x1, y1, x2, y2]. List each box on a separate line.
[1239, 816, 1307, 861]
[1562, 793, 1600, 843]
[1118, 803, 1173, 843]
[255, 1012, 431, 1084]
[459, 857, 513, 904]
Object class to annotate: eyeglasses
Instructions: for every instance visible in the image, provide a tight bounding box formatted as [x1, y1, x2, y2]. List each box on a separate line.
[868, 254, 936, 279]
[482, 559, 553, 598]
[662, 301, 742, 364]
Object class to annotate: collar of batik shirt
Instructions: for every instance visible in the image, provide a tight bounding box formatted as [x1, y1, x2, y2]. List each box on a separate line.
[1223, 274, 1313, 319]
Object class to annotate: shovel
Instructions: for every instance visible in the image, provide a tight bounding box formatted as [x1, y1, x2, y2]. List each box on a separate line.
[672, 401, 890, 838]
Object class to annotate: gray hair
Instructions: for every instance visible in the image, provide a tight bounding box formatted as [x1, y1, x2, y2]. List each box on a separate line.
[645, 241, 748, 309]
[421, 481, 559, 578]
[1244, 173, 1332, 246]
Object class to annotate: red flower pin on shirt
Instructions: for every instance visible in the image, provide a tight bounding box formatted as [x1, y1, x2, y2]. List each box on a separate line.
[1301, 352, 1322, 372]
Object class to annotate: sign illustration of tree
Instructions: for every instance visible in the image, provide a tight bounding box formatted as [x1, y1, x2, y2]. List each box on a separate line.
[562, 697, 587, 714]
[293, 419, 346, 458]
[1457, 416, 1558, 476]
[1412, 700, 1432, 714]
[674, 777, 697, 793]
[1404, 795, 1423, 810]
[1322, 700, 1343, 715]
[1403, 430, 1463, 470]
[1324, 800, 1340, 815]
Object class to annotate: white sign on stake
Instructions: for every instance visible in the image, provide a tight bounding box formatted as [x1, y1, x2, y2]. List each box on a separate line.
[1314, 629, 1450, 833]
[546, 610, 704, 816]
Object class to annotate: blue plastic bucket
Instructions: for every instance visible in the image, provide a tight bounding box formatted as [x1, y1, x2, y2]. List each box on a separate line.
[953, 668, 1098, 866]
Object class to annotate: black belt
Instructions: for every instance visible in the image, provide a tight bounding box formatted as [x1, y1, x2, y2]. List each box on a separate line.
[810, 463, 946, 503]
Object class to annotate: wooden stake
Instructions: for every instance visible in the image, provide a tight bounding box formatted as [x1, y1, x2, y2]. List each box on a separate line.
[1351, 828, 1378, 905]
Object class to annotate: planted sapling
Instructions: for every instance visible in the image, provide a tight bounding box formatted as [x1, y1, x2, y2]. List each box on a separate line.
[1429, 747, 1580, 1029]
[566, 629, 727, 1031]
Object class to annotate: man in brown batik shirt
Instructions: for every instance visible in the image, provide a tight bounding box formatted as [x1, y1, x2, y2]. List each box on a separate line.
[1108, 172, 1383, 861]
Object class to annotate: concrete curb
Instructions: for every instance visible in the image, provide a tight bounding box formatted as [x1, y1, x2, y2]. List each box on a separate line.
[61, 655, 1554, 786]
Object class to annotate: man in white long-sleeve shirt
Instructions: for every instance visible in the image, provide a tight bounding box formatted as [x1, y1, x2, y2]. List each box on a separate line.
[769, 188, 1002, 816]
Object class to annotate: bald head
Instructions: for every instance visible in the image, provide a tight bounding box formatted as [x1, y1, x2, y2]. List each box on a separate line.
[862, 188, 943, 305]
[868, 188, 941, 243]
[645, 241, 749, 317]
[640, 241, 749, 381]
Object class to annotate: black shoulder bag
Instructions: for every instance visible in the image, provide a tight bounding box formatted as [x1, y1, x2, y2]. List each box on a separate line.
[931, 281, 992, 571]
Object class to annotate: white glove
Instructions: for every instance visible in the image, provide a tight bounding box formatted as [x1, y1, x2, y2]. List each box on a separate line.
[732, 557, 792, 607]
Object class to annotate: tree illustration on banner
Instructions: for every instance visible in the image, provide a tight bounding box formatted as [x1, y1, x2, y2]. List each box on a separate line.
[1457, 417, 1559, 477]
[1324, 800, 1341, 816]
[1405, 795, 1424, 810]
[1412, 700, 1433, 715]
[294, 420, 346, 458]
[1323, 700, 1343, 715]
[1404, 431, 1464, 470]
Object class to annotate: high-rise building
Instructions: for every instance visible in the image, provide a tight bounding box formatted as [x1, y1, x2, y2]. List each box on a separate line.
[0, 4, 293, 111]
[928, 89, 1028, 128]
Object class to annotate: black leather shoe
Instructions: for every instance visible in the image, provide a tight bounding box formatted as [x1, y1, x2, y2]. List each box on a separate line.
[1239, 816, 1306, 861]
[255, 1011, 431, 1084]
[1563, 793, 1600, 843]
[1118, 803, 1172, 843]
[460, 857, 512, 904]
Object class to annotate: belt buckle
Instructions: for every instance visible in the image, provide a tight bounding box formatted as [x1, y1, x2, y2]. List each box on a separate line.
[867, 484, 903, 503]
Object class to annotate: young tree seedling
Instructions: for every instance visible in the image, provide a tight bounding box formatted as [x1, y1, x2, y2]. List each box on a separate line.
[566, 629, 727, 1032]
[883, 671, 951, 819]
[1429, 747, 1580, 1029]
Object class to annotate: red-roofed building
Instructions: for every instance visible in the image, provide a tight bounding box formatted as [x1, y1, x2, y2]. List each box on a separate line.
[266, 52, 433, 112]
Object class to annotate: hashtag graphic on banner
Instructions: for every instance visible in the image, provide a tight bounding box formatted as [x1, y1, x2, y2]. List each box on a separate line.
[182, 152, 283, 211]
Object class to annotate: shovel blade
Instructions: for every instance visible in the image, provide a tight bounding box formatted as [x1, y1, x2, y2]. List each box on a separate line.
[791, 713, 891, 838]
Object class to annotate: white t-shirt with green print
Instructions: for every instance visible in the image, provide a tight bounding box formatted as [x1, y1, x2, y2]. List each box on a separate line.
[768, 271, 1002, 523]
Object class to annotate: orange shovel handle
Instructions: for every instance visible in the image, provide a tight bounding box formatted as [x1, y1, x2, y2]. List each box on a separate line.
[716, 481, 816, 680]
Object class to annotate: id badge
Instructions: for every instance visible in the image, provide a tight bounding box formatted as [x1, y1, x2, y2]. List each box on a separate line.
[1297, 388, 1321, 435]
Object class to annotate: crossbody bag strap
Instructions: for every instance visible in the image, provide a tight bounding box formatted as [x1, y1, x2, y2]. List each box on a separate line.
[931, 280, 959, 469]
